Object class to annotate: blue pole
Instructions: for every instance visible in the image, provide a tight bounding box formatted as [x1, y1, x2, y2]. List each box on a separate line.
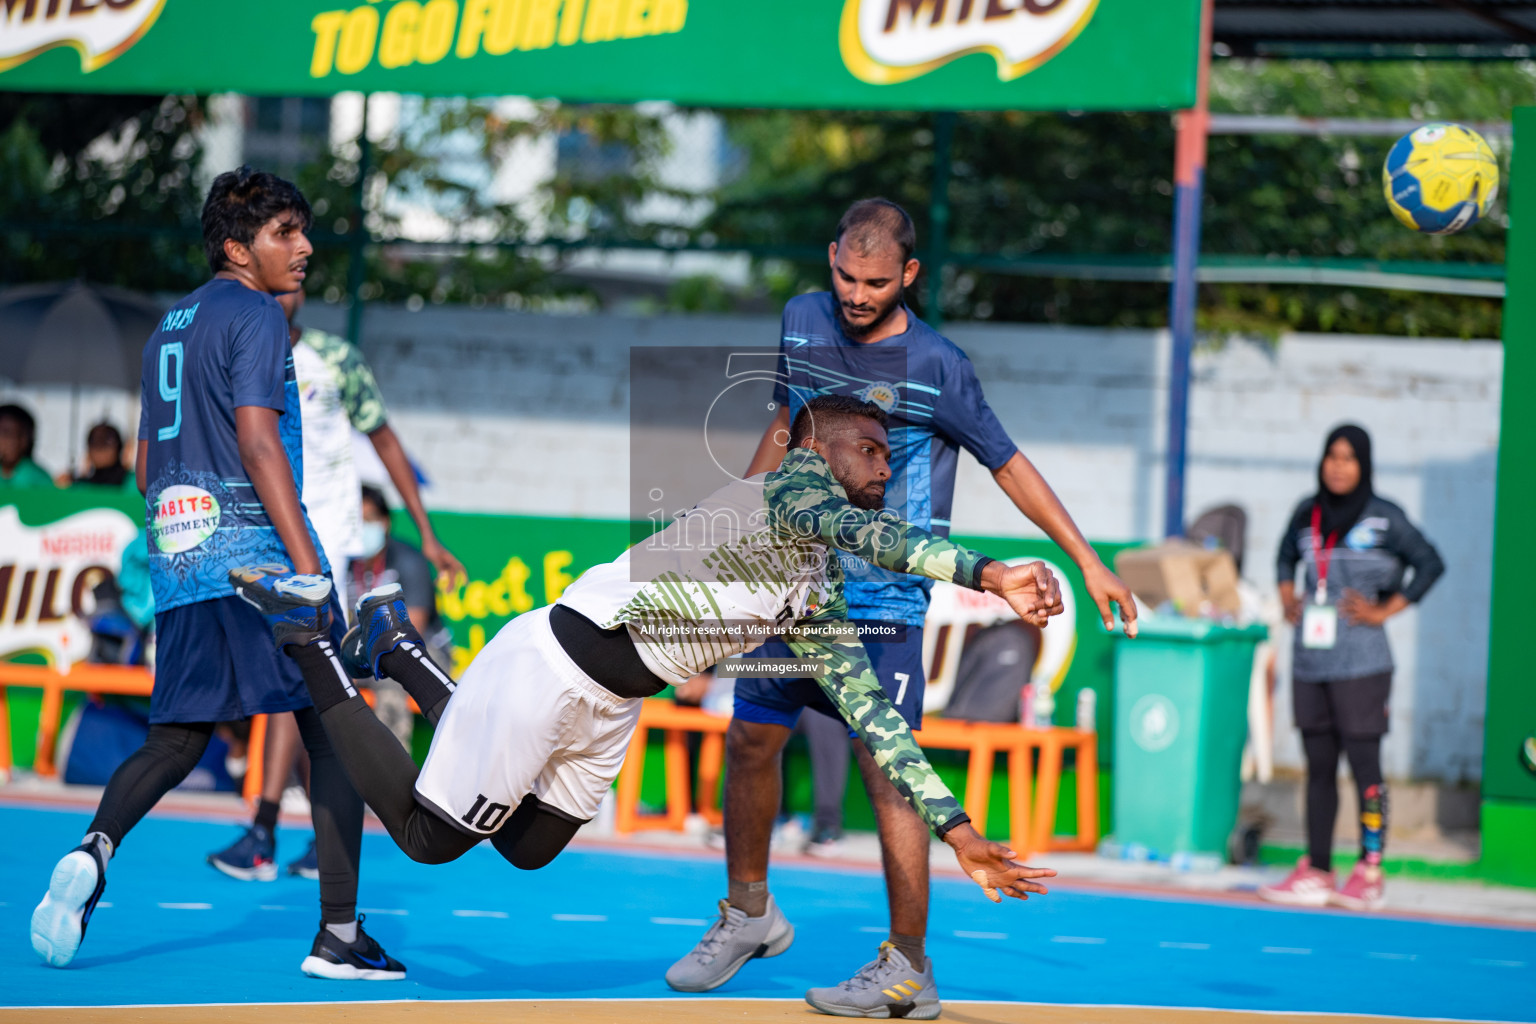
[1163, 0, 1213, 539]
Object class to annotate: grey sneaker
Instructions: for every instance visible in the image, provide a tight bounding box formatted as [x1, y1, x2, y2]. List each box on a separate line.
[805, 942, 941, 1019]
[664, 896, 794, 992]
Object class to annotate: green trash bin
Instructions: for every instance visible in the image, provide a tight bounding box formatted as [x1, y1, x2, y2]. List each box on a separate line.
[1111, 616, 1268, 858]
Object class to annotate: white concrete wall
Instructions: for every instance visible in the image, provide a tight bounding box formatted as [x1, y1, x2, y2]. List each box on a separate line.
[3, 304, 1500, 782]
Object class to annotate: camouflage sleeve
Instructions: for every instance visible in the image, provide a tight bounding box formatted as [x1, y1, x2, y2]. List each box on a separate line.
[782, 619, 968, 836]
[334, 338, 388, 434]
[767, 448, 993, 590]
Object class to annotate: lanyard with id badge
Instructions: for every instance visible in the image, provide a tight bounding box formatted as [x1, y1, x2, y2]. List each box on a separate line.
[1302, 504, 1339, 650]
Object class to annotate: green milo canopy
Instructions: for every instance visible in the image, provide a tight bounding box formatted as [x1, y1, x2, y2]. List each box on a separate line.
[0, 0, 1199, 110]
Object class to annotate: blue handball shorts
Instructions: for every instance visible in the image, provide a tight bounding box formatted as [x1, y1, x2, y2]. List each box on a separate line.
[150, 590, 346, 724]
[733, 621, 925, 732]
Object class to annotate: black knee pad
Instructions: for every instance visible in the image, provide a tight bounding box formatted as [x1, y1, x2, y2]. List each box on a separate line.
[489, 795, 584, 870]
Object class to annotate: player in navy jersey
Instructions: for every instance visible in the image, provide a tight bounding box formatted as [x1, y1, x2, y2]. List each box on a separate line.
[668, 200, 1138, 1017]
[30, 168, 403, 981]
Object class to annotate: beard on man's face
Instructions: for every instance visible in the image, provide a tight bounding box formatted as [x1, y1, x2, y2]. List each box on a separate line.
[834, 289, 902, 341]
[836, 470, 885, 510]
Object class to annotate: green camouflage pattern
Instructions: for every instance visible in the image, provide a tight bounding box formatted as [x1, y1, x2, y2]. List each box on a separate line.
[298, 328, 388, 434]
[766, 446, 987, 833]
[783, 619, 965, 832]
[766, 446, 990, 591]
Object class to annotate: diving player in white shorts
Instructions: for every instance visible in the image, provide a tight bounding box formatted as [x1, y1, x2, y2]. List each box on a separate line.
[232, 395, 1062, 901]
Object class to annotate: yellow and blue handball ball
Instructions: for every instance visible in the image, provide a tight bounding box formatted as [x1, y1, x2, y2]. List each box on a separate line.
[1383, 123, 1499, 235]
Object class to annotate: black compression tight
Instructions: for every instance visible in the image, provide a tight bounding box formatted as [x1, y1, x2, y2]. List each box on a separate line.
[1303, 731, 1386, 872]
[313, 694, 582, 869]
[88, 722, 214, 850]
[86, 707, 362, 925]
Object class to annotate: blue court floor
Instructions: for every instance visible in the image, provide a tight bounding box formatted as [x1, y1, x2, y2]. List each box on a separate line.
[1, 803, 1532, 1020]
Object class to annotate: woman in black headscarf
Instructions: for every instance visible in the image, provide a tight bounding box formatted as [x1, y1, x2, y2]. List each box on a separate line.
[1260, 424, 1443, 913]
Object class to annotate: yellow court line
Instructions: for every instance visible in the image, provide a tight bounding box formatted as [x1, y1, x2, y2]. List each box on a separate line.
[0, 1001, 1515, 1024]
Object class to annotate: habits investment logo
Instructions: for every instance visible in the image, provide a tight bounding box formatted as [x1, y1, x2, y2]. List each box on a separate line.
[840, 0, 1099, 85]
[0, 0, 166, 74]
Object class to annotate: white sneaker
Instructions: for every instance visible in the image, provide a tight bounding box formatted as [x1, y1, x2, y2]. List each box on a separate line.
[805, 942, 941, 1019]
[32, 841, 109, 967]
[664, 896, 794, 992]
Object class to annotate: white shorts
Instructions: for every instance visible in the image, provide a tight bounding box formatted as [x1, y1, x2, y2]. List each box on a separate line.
[414, 605, 643, 834]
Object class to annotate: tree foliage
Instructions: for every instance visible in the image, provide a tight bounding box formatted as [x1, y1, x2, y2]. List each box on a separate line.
[1, 94, 675, 311]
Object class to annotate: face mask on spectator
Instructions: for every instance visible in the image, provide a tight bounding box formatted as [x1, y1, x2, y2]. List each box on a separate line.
[360, 521, 387, 557]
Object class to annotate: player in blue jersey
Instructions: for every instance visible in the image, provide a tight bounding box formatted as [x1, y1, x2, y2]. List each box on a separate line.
[668, 199, 1138, 1017]
[30, 168, 403, 981]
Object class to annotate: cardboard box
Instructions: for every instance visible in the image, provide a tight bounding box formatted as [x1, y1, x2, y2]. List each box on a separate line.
[1114, 540, 1241, 617]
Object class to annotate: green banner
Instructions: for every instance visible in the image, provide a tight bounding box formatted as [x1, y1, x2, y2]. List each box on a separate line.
[0, 0, 1199, 111]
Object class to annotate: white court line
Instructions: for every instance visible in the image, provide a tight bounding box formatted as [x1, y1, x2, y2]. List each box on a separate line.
[1160, 941, 1211, 950]
[359, 908, 409, 916]
[1367, 952, 1418, 961]
[95, 902, 112, 909]
[3, 997, 1526, 1023]
[1263, 947, 1313, 955]
[1051, 935, 1107, 945]
[552, 913, 607, 922]
[858, 926, 886, 934]
[954, 930, 1008, 940]
[157, 902, 212, 910]
[452, 910, 509, 919]
[1472, 959, 1527, 968]
[259, 905, 294, 911]
[650, 917, 707, 926]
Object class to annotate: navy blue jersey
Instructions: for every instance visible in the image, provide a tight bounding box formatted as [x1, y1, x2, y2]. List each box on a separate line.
[772, 292, 1017, 624]
[138, 278, 326, 613]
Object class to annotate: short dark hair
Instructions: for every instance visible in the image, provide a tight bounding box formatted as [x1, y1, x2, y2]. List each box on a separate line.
[788, 394, 888, 450]
[835, 198, 916, 263]
[0, 403, 37, 458]
[201, 166, 313, 273]
[360, 484, 390, 519]
[86, 422, 122, 452]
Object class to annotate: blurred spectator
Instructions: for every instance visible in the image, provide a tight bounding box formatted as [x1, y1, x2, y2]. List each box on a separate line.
[348, 484, 455, 748]
[798, 710, 851, 856]
[0, 403, 52, 487]
[1260, 424, 1443, 913]
[63, 422, 135, 490]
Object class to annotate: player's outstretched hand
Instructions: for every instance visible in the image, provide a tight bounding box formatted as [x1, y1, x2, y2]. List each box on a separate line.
[1083, 559, 1138, 638]
[983, 560, 1065, 628]
[943, 822, 1056, 903]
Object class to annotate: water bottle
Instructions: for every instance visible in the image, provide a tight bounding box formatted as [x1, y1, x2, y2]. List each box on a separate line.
[1019, 682, 1036, 727]
[1032, 683, 1056, 727]
[1076, 688, 1097, 733]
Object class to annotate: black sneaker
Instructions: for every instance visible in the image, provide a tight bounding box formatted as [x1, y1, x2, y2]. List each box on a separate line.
[343, 583, 424, 678]
[300, 915, 406, 981]
[31, 837, 109, 967]
[229, 565, 333, 649]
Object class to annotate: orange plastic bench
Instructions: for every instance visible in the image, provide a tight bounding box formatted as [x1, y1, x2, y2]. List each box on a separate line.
[614, 699, 730, 834]
[612, 698, 1098, 857]
[0, 663, 418, 805]
[910, 718, 1098, 857]
[0, 663, 156, 780]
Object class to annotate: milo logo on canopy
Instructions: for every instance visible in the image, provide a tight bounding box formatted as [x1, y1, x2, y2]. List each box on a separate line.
[152, 485, 221, 554]
[0, 0, 167, 73]
[840, 0, 1099, 85]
